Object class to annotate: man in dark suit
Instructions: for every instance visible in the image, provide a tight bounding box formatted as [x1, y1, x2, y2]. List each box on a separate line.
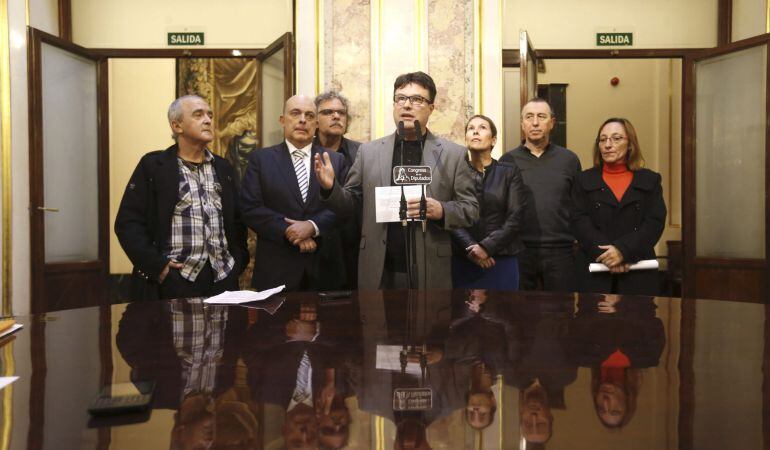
[314, 90, 362, 289]
[115, 95, 248, 300]
[241, 94, 347, 291]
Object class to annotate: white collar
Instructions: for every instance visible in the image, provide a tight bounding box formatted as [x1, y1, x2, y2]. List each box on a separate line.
[286, 140, 312, 156]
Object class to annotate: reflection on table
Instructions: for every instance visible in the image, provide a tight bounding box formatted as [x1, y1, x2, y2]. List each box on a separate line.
[3, 290, 768, 449]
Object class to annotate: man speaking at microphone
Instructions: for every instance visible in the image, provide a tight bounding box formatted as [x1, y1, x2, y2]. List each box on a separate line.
[314, 71, 478, 289]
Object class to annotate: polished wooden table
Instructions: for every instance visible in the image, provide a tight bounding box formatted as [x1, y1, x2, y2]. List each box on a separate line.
[1, 290, 767, 449]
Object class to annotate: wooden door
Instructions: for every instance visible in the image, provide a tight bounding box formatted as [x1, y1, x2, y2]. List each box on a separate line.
[28, 28, 108, 312]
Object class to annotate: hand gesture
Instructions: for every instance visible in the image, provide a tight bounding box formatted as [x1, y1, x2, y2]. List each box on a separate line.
[313, 152, 336, 190]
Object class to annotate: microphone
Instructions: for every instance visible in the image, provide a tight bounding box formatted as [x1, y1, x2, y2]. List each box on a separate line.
[397, 120, 406, 140]
[413, 120, 422, 146]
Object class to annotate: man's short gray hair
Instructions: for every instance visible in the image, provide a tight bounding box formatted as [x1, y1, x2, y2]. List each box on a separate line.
[168, 94, 206, 140]
[314, 90, 352, 122]
[168, 94, 206, 124]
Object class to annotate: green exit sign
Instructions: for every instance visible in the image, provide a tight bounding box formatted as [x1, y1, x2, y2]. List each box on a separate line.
[596, 32, 633, 46]
[167, 32, 205, 46]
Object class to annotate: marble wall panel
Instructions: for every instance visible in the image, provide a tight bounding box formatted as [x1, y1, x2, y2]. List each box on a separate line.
[324, 0, 372, 142]
[324, 0, 473, 144]
[427, 0, 474, 144]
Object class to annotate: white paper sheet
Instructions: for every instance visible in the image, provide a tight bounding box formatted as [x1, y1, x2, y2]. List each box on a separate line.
[203, 285, 285, 304]
[0, 377, 18, 391]
[375, 185, 424, 223]
[589, 259, 659, 273]
[375, 345, 422, 376]
[0, 323, 23, 340]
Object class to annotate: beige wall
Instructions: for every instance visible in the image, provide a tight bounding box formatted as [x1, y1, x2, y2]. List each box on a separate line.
[732, 0, 768, 41]
[28, 0, 59, 35]
[109, 59, 176, 274]
[72, 0, 292, 48]
[503, 0, 718, 49]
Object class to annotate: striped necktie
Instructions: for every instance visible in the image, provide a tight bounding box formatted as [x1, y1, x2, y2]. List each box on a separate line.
[291, 351, 312, 403]
[292, 149, 308, 203]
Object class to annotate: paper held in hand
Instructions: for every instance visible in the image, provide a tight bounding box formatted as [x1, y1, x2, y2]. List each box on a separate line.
[375, 185, 423, 223]
[589, 259, 659, 273]
[203, 285, 286, 304]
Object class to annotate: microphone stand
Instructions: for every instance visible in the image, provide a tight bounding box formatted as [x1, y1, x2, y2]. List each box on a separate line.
[397, 121, 413, 290]
[414, 121, 428, 293]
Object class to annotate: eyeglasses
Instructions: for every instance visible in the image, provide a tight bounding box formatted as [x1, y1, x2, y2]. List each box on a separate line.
[393, 94, 432, 107]
[319, 109, 347, 117]
[598, 135, 626, 145]
[522, 113, 551, 123]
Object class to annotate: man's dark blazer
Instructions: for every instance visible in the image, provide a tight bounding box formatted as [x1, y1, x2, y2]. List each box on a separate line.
[240, 142, 347, 290]
[114, 144, 249, 300]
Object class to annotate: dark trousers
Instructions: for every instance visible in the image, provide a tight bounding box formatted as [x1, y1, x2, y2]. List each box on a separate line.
[518, 246, 577, 293]
[159, 260, 239, 300]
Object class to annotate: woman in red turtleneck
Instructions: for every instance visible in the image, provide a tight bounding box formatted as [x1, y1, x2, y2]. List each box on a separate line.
[571, 118, 667, 295]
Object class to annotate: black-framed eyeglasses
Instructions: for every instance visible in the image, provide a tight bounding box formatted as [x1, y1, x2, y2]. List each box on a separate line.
[319, 109, 347, 117]
[393, 94, 432, 107]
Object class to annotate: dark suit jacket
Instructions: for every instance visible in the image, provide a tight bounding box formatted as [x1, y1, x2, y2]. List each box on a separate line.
[572, 167, 667, 295]
[240, 142, 347, 290]
[114, 145, 248, 300]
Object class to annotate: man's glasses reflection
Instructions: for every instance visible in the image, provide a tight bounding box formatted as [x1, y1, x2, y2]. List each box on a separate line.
[318, 394, 351, 449]
[394, 418, 432, 450]
[520, 379, 553, 445]
[465, 361, 497, 430]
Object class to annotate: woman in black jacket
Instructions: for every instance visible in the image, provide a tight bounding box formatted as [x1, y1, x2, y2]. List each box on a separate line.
[451, 115, 526, 289]
[572, 118, 667, 295]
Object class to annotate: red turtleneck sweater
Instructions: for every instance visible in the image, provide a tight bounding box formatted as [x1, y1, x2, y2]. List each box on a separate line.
[602, 162, 633, 201]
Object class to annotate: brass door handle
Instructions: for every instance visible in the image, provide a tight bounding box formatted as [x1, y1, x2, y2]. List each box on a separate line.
[36, 206, 60, 212]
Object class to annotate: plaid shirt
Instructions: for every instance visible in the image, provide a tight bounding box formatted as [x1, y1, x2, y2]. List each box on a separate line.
[171, 299, 228, 398]
[165, 150, 234, 282]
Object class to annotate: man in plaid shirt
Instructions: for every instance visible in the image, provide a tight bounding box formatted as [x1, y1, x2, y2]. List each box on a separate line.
[115, 95, 248, 300]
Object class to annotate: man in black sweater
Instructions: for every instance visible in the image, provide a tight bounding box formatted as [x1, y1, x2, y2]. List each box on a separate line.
[500, 98, 581, 292]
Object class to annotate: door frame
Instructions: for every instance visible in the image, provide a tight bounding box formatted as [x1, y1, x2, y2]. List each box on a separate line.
[682, 33, 770, 302]
[27, 27, 109, 313]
